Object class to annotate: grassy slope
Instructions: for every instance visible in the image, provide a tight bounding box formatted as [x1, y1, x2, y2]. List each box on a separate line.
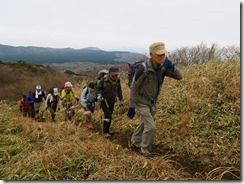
[0, 60, 240, 180]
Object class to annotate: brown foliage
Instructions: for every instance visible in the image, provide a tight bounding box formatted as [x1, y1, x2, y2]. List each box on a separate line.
[0, 62, 72, 100]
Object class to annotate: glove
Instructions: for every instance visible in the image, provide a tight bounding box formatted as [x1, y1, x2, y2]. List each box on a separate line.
[75, 97, 79, 102]
[127, 107, 135, 119]
[119, 99, 124, 107]
[163, 58, 175, 71]
[97, 94, 104, 102]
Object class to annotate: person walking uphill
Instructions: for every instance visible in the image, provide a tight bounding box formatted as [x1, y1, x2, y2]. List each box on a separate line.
[45, 88, 60, 122]
[26, 91, 35, 118]
[61, 81, 79, 122]
[95, 66, 124, 138]
[32, 85, 46, 120]
[80, 82, 97, 129]
[19, 95, 29, 117]
[127, 42, 183, 156]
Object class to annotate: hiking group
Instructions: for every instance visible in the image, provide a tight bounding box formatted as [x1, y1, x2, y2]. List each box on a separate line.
[18, 42, 183, 157]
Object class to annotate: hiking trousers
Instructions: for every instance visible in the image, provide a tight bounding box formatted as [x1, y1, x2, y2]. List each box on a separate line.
[34, 102, 42, 114]
[48, 105, 57, 122]
[131, 103, 157, 150]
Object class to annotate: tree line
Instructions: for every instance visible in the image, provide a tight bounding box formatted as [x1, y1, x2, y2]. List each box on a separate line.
[169, 42, 240, 66]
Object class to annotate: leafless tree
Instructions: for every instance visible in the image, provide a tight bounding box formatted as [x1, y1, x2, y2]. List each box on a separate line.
[170, 42, 240, 66]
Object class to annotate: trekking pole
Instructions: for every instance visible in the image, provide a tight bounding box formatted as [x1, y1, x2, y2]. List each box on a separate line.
[104, 98, 109, 109]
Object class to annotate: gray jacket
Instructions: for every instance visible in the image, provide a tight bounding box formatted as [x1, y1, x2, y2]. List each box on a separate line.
[129, 59, 183, 108]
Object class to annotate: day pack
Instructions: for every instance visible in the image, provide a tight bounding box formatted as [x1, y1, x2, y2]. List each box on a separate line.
[82, 85, 90, 97]
[96, 69, 108, 85]
[127, 56, 149, 87]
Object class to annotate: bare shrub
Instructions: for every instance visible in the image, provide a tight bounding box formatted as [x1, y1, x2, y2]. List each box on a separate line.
[170, 42, 240, 66]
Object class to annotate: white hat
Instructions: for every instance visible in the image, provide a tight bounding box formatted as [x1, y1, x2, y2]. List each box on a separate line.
[36, 85, 41, 89]
[64, 81, 73, 88]
[53, 88, 59, 96]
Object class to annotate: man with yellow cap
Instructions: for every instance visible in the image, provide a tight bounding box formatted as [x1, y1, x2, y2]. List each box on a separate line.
[127, 42, 183, 157]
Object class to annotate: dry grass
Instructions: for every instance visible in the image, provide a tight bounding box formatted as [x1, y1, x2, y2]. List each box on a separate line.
[0, 59, 240, 180]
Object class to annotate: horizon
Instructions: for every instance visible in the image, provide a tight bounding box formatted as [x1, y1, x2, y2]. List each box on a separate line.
[0, 41, 239, 55]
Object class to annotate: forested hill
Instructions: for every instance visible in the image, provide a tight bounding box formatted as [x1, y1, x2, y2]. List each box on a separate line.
[0, 44, 145, 64]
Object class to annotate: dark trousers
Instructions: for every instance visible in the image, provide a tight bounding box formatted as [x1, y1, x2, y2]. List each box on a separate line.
[27, 106, 35, 118]
[100, 101, 115, 133]
[48, 105, 57, 122]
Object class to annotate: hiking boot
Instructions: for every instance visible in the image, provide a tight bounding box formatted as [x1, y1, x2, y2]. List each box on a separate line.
[104, 133, 111, 138]
[83, 122, 93, 129]
[141, 148, 151, 157]
[128, 140, 140, 149]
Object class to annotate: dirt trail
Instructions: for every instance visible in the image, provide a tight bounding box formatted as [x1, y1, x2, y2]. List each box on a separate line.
[89, 120, 239, 180]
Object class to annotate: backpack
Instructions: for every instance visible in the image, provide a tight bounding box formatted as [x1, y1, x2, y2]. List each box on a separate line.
[82, 85, 89, 97]
[96, 69, 108, 85]
[127, 56, 149, 87]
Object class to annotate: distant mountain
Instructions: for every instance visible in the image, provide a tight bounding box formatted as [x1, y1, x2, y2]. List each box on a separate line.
[0, 44, 145, 64]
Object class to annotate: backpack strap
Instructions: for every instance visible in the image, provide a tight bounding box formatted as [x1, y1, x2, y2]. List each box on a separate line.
[141, 62, 151, 80]
[137, 91, 157, 112]
[85, 86, 89, 97]
[131, 61, 151, 87]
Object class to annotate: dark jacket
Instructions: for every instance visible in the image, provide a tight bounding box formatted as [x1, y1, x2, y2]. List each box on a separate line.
[95, 76, 123, 103]
[32, 90, 46, 103]
[26, 94, 34, 107]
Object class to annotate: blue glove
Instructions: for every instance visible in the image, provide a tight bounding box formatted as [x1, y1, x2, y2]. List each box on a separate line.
[127, 107, 135, 119]
[163, 58, 175, 71]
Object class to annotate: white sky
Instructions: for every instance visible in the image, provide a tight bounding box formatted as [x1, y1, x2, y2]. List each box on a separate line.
[0, 0, 240, 53]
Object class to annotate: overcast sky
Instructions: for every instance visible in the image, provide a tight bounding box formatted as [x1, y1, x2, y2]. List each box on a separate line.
[0, 0, 240, 53]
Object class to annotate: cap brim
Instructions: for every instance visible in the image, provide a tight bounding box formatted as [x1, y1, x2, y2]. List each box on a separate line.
[54, 92, 59, 95]
[111, 72, 119, 76]
[155, 49, 167, 55]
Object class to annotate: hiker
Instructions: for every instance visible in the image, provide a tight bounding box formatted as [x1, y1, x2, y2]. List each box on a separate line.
[80, 82, 97, 128]
[61, 81, 79, 121]
[32, 85, 46, 119]
[45, 88, 60, 122]
[95, 66, 124, 138]
[26, 91, 35, 118]
[19, 95, 29, 117]
[127, 42, 183, 156]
